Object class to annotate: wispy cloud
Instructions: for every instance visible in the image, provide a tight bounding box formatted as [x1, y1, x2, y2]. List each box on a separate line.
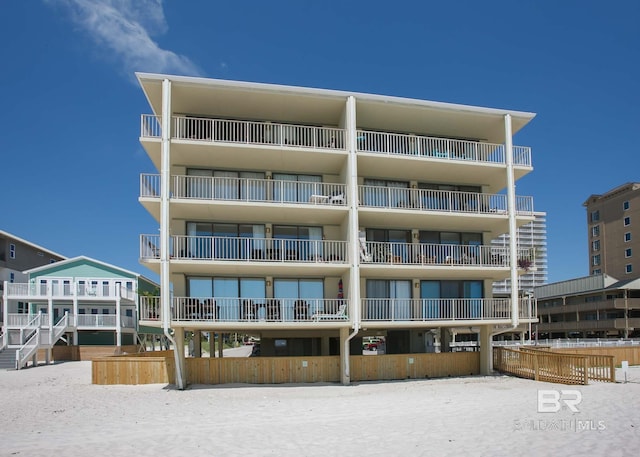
[46, 0, 201, 78]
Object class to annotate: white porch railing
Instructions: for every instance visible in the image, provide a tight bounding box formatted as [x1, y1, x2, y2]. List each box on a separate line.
[358, 186, 534, 216]
[140, 114, 347, 151]
[140, 234, 349, 263]
[168, 297, 348, 322]
[360, 298, 535, 322]
[5, 282, 136, 301]
[76, 315, 116, 328]
[140, 296, 161, 321]
[360, 241, 513, 267]
[355, 129, 532, 167]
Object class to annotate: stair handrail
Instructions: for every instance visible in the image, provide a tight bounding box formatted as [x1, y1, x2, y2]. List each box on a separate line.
[20, 313, 42, 345]
[51, 313, 69, 344]
[16, 327, 40, 370]
[0, 329, 6, 352]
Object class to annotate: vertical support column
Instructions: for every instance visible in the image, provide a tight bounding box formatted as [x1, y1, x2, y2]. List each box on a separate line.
[115, 295, 122, 347]
[193, 330, 202, 357]
[440, 327, 451, 353]
[218, 334, 224, 358]
[479, 325, 492, 375]
[504, 114, 519, 329]
[342, 95, 361, 385]
[161, 78, 185, 389]
[72, 284, 78, 346]
[339, 327, 350, 385]
[321, 336, 330, 356]
[46, 297, 53, 364]
[2, 281, 8, 349]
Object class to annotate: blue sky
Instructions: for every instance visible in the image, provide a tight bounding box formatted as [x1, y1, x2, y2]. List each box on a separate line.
[1, 0, 638, 284]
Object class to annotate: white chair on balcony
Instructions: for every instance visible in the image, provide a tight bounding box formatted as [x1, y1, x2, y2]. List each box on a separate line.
[312, 303, 347, 321]
[329, 193, 345, 205]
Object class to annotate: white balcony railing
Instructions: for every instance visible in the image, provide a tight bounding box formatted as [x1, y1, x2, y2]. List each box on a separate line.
[5, 282, 136, 301]
[139, 297, 348, 323]
[75, 314, 135, 328]
[356, 129, 532, 167]
[140, 173, 348, 206]
[358, 186, 534, 216]
[5, 313, 136, 330]
[140, 234, 348, 263]
[361, 298, 536, 322]
[173, 297, 348, 322]
[138, 296, 536, 323]
[360, 242, 513, 267]
[140, 114, 347, 151]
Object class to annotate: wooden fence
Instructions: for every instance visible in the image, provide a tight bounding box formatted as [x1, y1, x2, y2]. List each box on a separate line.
[493, 347, 615, 385]
[92, 355, 174, 385]
[350, 352, 479, 382]
[186, 356, 341, 384]
[92, 351, 479, 385]
[553, 346, 640, 366]
[38, 345, 140, 362]
[519, 347, 615, 383]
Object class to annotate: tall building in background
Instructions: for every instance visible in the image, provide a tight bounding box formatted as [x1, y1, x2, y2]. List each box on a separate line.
[492, 211, 548, 295]
[584, 183, 640, 279]
[136, 74, 538, 387]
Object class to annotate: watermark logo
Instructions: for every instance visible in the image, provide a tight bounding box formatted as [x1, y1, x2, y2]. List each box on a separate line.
[513, 389, 606, 432]
[537, 389, 582, 413]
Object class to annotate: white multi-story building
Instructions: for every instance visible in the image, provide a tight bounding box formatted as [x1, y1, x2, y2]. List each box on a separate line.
[136, 74, 538, 387]
[493, 211, 548, 295]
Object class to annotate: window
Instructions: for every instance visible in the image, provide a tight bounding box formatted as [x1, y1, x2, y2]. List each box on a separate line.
[624, 201, 630, 210]
[624, 216, 631, 226]
[625, 232, 632, 242]
[592, 254, 601, 266]
[626, 248, 632, 258]
[626, 264, 633, 274]
[592, 240, 600, 252]
[592, 225, 600, 237]
[9, 272, 14, 283]
[590, 210, 600, 222]
[592, 269, 601, 274]
[272, 173, 322, 203]
[9, 243, 15, 259]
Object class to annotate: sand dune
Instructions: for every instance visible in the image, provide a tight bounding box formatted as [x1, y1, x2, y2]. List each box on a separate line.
[1, 362, 638, 456]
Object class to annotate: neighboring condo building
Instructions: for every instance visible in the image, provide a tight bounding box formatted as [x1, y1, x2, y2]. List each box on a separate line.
[492, 211, 548, 295]
[534, 274, 640, 339]
[136, 74, 538, 387]
[2, 256, 159, 369]
[0, 230, 66, 324]
[584, 182, 640, 279]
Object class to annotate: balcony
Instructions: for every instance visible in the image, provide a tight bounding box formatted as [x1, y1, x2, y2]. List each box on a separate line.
[140, 234, 349, 276]
[139, 296, 349, 327]
[359, 242, 515, 280]
[4, 313, 136, 330]
[140, 115, 348, 174]
[4, 283, 136, 302]
[356, 130, 532, 192]
[358, 186, 534, 233]
[138, 296, 536, 328]
[140, 174, 348, 224]
[361, 298, 537, 326]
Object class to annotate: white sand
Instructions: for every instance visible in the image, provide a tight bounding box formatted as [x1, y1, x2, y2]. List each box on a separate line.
[1, 362, 638, 457]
